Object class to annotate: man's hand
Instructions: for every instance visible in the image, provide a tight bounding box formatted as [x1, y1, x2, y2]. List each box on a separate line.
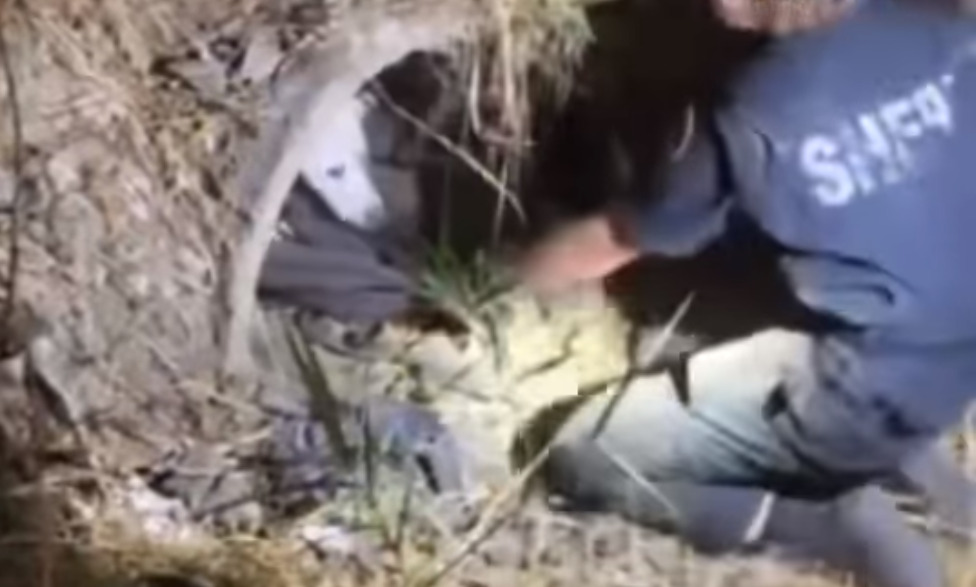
[711, 0, 857, 35]
[517, 213, 642, 295]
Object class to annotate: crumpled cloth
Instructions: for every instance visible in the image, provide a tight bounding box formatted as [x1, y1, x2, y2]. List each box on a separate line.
[258, 178, 417, 325]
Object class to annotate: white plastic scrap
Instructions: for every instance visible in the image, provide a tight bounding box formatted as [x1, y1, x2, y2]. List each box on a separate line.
[124, 477, 198, 542]
[297, 523, 359, 557]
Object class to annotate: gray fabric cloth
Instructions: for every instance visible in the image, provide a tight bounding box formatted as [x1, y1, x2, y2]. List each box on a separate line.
[258, 178, 416, 324]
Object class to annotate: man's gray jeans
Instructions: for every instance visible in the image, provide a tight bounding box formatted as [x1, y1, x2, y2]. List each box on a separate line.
[538, 329, 975, 587]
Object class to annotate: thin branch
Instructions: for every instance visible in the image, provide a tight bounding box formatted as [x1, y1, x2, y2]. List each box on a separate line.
[370, 82, 527, 224]
[0, 5, 26, 329]
[593, 440, 682, 524]
[589, 293, 695, 439]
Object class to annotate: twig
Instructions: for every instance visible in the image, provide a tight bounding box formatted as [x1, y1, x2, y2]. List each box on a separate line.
[370, 82, 526, 224]
[593, 440, 682, 524]
[408, 492, 520, 587]
[287, 325, 354, 469]
[0, 5, 25, 328]
[589, 294, 695, 440]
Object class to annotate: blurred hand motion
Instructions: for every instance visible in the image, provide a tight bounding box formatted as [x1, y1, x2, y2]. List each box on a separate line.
[711, 0, 857, 35]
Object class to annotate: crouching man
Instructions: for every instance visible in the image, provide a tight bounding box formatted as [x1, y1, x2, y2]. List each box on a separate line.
[517, 1, 976, 585]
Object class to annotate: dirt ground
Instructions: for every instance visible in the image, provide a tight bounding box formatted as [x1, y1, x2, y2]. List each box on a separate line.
[0, 0, 974, 586]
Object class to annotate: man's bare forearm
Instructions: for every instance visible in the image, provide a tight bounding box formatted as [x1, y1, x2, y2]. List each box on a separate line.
[517, 211, 642, 294]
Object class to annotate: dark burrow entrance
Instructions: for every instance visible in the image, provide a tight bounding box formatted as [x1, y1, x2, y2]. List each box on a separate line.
[257, 0, 816, 354]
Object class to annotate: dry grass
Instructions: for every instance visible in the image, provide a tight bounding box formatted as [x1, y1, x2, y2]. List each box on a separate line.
[0, 483, 858, 587]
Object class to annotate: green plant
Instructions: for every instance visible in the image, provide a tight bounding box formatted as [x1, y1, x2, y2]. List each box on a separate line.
[418, 245, 515, 371]
[419, 245, 512, 319]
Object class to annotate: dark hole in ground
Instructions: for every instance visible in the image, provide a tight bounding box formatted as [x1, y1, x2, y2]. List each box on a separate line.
[271, 0, 827, 344]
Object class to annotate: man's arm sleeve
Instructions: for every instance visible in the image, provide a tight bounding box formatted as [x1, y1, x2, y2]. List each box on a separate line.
[626, 109, 765, 257]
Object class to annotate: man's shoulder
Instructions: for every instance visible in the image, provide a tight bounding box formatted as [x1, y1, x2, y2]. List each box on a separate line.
[727, 1, 975, 130]
[721, 0, 976, 212]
